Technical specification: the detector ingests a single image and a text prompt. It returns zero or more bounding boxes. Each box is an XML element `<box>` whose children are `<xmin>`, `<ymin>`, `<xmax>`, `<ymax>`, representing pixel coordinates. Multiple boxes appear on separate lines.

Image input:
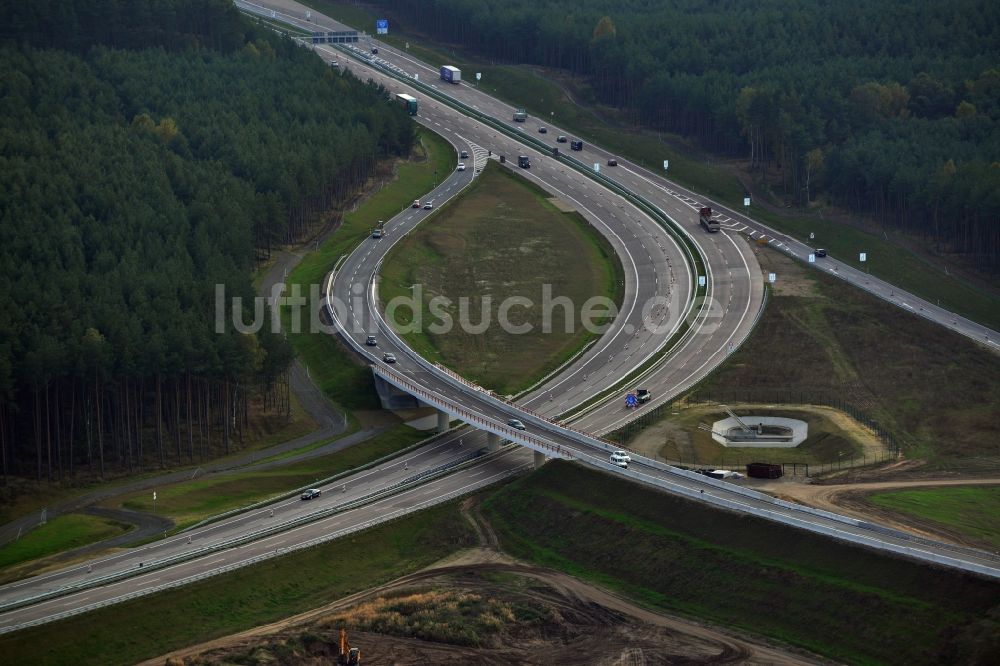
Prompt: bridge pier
<box><xmin>533</xmin><ymin>450</ymin><xmax>546</xmax><ymax>468</ymax></box>
<box><xmin>436</xmin><ymin>410</ymin><xmax>450</xmax><ymax>433</ymax></box>
<box><xmin>487</xmin><ymin>432</ymin><xmax>501</xmax><ymax>452</ymax></box>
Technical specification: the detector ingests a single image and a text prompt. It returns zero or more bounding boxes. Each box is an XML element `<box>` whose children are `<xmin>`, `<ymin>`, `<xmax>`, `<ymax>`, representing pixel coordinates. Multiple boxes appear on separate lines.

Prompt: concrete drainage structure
<box><xmin>711</xmin><ymin>408</ymin><xmax>807</xmax><ymax>448</ymax></box>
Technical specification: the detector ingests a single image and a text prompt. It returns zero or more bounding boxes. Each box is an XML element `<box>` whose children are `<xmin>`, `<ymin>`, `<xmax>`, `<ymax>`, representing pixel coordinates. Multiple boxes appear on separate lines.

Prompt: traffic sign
<box><xmin>860</xmin><ymin>252</ymin><xmax>867</xmax><ymax>262</ymax></box>
<box><xmin>768</xmin><ymin>273</ymin><xmax>776</xmax><ymax>283</ymax></box>
<box><xmin>698</xmin><ymin>275</ymin><xmax>706</xmax><ymax>287</ymax></box>
<box><xmin>476</xmin><ymin>72</ymin><xmax>482</xmax><ymax>81</ymax></box>
<box><xmin>663</xmin><ymin>159</ymin><xmax>669</xmax><ymax>171</ymax></box>
<box><xmin>594</xmin><ymin>163</ymin><xmax>600</xmax><ymax>173</ymax></box>
<box><xmin>809</xmin><ymin>232</ymin><xmax>815</xmax><ymax>240</ymax></box>
<box><xmin>376</xmin><ymin>19</ymin><xmax>389</xmax><ymax>34</ymax></box>
<box><xmin>743</xmin><ymin>196</ymin><xmax>751</xmax><ymax>207</ymax></box>
<box><xmin>808</xmin><ymin>253</ymin><xmax>816</xmax><ymax>263</ymax></box>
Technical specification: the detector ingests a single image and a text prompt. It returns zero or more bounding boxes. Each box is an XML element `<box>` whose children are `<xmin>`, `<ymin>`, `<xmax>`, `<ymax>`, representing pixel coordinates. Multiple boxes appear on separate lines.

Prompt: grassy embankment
<box><xmin>117</xmin><ymin>425</ymin><xmax>426</xmax><ymax>530</ymax></box>
<box><xmin>688</xmin><ymin>246</ymin><xmax>1000</xmax><ymax>467</ymax></box>
<box><xmin>0</xmin><ymin>501</ymin><xmax>476</xmax><ymax>666</ymax></box>
<box><xmin>305</xmin><ymin>0</ymin><xmax>1000</xmax><ymax>330</ymax></box>
<box><xmin>484</xmin><ymin>462</ymin><xmax>1000</xmax><ymax>664</ymax></box>
<box><xmin>378</xmin><ymin>162</ymin><xmax>624</xmax><ymax>395</ymax></box>
<box><xmin>284</xmin><ymin>128</ymin><xmax>455</xmax><ymax>413</ymax></box>
<box><xmin>626</xmin><ymin>405</ymin><xmax>882</xmax><ymax>469</ymax></box>
<box><xmin>868</xmin><ymin>486</ymin><xmax>1000</xmax><ymax>549</ymax></box>
<box><xmin>0</xmin><ymin>514</ymin><xmax>131</xmax><ymax>572</ymax></box>
<box><xmin>0</xmin><ymin>129</ymin><xmax>453</xmax><ymax>571</ymax></box>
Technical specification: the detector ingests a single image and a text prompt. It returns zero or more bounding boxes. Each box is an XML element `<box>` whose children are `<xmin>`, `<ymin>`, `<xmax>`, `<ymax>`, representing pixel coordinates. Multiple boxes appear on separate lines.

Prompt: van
<box><xmin>610</xmin><ymin>450</ymin><xmax>631</xmax><ymax>468</ymax></box>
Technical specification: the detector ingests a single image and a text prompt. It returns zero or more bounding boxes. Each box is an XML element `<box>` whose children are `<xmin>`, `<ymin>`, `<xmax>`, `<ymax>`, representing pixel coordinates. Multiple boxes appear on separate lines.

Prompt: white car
<box><xmin>610</xmin><ymin>450</ymin><xmax>631</xmax><ymax>468</ymax></box>
<box><xmin>457</xmin><ymin>163</ymin><xmax>466</xmax><ymax>171</ymax></box>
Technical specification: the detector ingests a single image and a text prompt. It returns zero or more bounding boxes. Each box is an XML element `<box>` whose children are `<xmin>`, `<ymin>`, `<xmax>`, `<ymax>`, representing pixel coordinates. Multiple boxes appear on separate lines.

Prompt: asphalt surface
<box><xmin>2</xmin><ymin>0</ymin><xmax>996</xmax><ymax>634</ymax></box>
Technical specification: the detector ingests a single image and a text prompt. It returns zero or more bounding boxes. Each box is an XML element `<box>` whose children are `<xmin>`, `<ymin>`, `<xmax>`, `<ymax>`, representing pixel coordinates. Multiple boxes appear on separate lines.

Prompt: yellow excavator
<box><xmin>337</xmin><ymin>628</ymin><xmax>361</xmax><ymax>665</ymax></box>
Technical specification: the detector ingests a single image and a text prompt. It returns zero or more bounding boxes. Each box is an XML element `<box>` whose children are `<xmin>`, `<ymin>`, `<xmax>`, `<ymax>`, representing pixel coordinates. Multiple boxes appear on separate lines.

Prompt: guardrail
<box><xmin>0</xmin><ymin>443</ymin><xmax>511</xmax><ymax>618</ymax></box>
<box><xmin>578</xmin><ymin>452</ymin><xmax>1000</xmax><ymax>579</ymax></box>
<box><xmin>0</xmin><ymin>460</ymin><xmax>532</xmax><ymax>635</ymax></box>
<box><xmin>182</xmin><ymin>426</ymin><xmax>466</xmax><ymax>532</ymax></box>
<box><xmin>253</xmin><ymin>3</ymin><xmax>1000</xmax><ymax>581</ymax></box>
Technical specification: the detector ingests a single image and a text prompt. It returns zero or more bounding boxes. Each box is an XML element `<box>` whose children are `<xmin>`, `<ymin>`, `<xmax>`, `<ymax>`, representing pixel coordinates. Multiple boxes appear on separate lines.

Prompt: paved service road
<box><xmin>1</xmin><ymin>0</ymin><xmax>995</xmax><ymax>634</ymax></box>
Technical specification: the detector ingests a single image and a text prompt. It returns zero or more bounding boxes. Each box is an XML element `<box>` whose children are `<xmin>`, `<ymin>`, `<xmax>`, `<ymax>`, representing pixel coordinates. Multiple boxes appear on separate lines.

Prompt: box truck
<box><xmin>440</xmin><ymin>65</ymin><xmax>461</xmax><ymax>84</ymax></box>
<box><xmin>395</xmin><ymin>93</ymin><xmax>418</xmax><ymax>115</ymax></box>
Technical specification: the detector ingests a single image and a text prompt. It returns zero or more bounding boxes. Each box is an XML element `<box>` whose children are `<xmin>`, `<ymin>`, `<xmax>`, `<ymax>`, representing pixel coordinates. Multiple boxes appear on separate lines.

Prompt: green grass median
<box><xmin>379</xmin><ymin>162</ymin><xmax>624</xmax><ymax>395</ymax></box>
<box><xmin>0</xmin><ymin>501</ymin><xmax>476</xmax><ymax>666</ymax></box>
<box><xmin>285</xmin><ymin>128</ymin><xmax>455</xmax><ymax>411</ymax></box>
<box><xmin>118</xmin><ymin>425</ymin><xmax>426</xmax><ymax>530</ymax></box>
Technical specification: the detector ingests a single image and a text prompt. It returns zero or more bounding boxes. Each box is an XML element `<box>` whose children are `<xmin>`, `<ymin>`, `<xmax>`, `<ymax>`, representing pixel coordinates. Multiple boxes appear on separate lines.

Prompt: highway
<box><xmin>1</xmin><ymin>0</ymin><xmax>996</xmax><ymax>635</ymax></box>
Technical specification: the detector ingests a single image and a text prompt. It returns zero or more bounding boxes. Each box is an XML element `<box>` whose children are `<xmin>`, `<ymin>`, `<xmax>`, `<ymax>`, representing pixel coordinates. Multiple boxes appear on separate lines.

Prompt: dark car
<box><xmin>383</xmin><ymin>352</ymin><xmax>397</xmax><ymax>364</ymax></box>
<box><xmin>607</xmin><ymin>158</ymin><xmax>618</xmax><ymax>166</ymax></box>
<box><xmin>636</xmin><ymin>388</ymin><xmax>651</xmax><ymax>404</ymax></box>
<box><xmin>365</xmin><ymin>335</ymin><xmax>377</xmax><ymax>346</ymax></box>
<box><xmin>301</xmin><ymin>488</ymin><xmax>321</xmax><ymax>500</ymax></box>
<box><xmin>556</xmin><ymin>135</ymin><xmax>567</xmax><ymax>143</ymax></box>
<box><xmin>571</xmin><ymin>139</ymin><xmax>583</xmax><ymax>151</ymax></box>
<box><xmin>814</xmin><ymin>248</ymin><xmax>827</xmax><ymax>257</ymax></box>
<box><xmin>371</xmin><ymin>47</ymin><xmax>378</xmax><ymax>54</ymax></box>
<box><xmin>507</xmin><ymin>418</ymin><xmax>526</xmax><ymax>431</ymax></box>
<box><xmin>460</xmin><ymin>150</ymin><xmax>469</xmax><ymax>159</ymax></box>
<box><xmin>538</xmin><ymin>126</ymin><xmax>548</xmax><ymax>134</ymax></box>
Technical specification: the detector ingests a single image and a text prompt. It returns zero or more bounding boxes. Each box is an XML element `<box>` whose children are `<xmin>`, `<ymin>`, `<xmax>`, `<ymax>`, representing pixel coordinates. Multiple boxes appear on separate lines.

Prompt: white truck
<box><xmin>440</xmin><ymin>65</ymin><xmax>461</xmax><ymax>84</ymax></box>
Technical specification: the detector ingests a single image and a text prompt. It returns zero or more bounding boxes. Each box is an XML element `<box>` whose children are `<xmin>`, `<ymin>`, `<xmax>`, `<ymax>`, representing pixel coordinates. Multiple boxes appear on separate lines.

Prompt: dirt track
<box><xmin>759</xmin><ymin>476</ymin><xmax>1000</xmax><ymax>549</ymax></box>
<box><xmin>145</xmin><ymin>499</ymin><xmax>818</xmax><ymax>665</ymax></box>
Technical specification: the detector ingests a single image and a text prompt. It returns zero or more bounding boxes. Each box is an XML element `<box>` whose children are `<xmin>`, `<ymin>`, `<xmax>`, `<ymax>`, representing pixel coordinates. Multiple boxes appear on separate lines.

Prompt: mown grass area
<box><xmin>0</xmin><ymin>501</ymin><xmax>476</xmax><ymax>666</ymax></box>
<box><xmin>304</xmin><ymin>0</ymin><xmax>1000</xmax><ymax>330</ymax></box>
<box><xmin>0</xmin><ymin>382</ymin><xmax>319</xmax><ymax>528</ymax></box>
<box><xmin>0</xmin><ymin>514</ymin><xmax>131</xmax><ymax>571</ymax></box>
<box><xmin>484</xmin><ymin>461</ymin><xmax>1000</xmax><ymax>664</ymax></box>
<box><xmin>284</xmin><ymin>128</ymin><xmax>454</xmax><ymax>411</ymax></box>
<box><xmin>868</xmin><ymin>486</ymin><xmax>1000</xmax><ymax>550</ymax></box>
<box><xmin>690</xmin><ymin>247</ymin><xmax>1000</xmax><ymax>466</ymax></box>
<box><xmin>118</xmin><ymin>425</ymin><xmax>425</xmax><ymax>529</ymax></box>
<box><xmin>627</xmin><ymin>405</ymin><xmax>875</xmax><ymax>469</ymax></box>
<box><xmin>379</xmin><ymin>162</ymin><xmax>624</xmax><ymax>395</ymax></box>
<box><xmin>748</xmin><ymin>204</ymin><xmax>1000</xmax><ymax>331</ymax></box>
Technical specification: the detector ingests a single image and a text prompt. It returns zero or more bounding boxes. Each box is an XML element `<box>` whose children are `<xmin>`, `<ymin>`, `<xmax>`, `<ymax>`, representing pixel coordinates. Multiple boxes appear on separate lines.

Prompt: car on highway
<box><xmin>538</xmin><ymin>126</ymin><xmax>548</xmax><ymax>134</ymax></box>
<box><xmin>556</xmin><ymin>135</ymin><xmax>567</xmax><ymax>143</ymax></box>
<box><xmin>457</xmin><ymin>163</ymin><xmax>466</xmax><ymax>171</ymax></box>
<box><xmin>571</xmin><ymin>139</ymin><xmax>583</xmax><ymax>151</ymax></box>
<box><xmin>371</xmin><ymin>229</ymin><xmax>383</xmax><ymax>239</ymax></box>
<box><xmin>607</xmin><ymin>158</ymin><xmax>618</xmax><ymax>166</ymax></box>
<box><xmin>506</xmin><ymin>418</ymin><xmax>526</xmax><ymax>430</ymax></box>
<box><xmin>814</xmin><ymin>248</ymin><xmax>827</xmax><ymax>257</ymax></box>
<box><xmin>423</xmin><ymin>201</ymin><xmax>434</xmax><ymax>209</ymax></box>
<box><xmin>365</xmin><ymin>335</ymin><xmax>377</xmax><ymax>346</ymax></box>
<box><xmin>371</xmin><ymin>46</ymin><xmax>378</xmax><ymax>54</ymax></box>
<box><xmin>460</xmin><ymin>150</ymin><xmax>469</xmax><ymax>159</ymax></box>
<box><xmin>636</xmin><ymin>388</ymin><xmax>650</xmax><ymax>404</ymax></box>
<box><xmin>383</xmin><ymin>352</ymin><xmax>397</xmax><ymax>363</ymax></box>
<box><xmin>610</xmin><ymin>450</ymin><xmax>631</xmax><ymax>468</ymax></box>
<box><xmin>412</xmin><ymin>199</ymin><xmax>420</xmax><ymax>208</ymax></box>
<box><xmin>301</xmin><ymin>488</ymin><xmax>322</xmax><ymax>500</ymax></box>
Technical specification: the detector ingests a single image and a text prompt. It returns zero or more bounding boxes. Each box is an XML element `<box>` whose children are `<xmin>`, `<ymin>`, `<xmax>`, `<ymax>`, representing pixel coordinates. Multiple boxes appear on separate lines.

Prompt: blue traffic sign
<box><xmin>376</xmin><ymin>19</ymin><xmax>389</xmax><ymax>34</ymax></box>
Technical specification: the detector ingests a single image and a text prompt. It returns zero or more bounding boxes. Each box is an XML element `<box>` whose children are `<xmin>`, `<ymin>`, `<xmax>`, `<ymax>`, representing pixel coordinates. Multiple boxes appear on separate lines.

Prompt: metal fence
<box><xmin>607</xmin><ymin>387</ymin><xmax>901</xmax><ymax>474</ymax></box>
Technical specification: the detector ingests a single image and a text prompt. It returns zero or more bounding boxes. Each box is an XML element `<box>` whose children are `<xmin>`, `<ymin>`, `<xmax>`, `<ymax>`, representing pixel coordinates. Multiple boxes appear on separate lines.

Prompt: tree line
<box><xmin>369</xmin><ymin>0</ymin><xmax>1000</xmax><ymax>271</ymax></box>
<box><xmin>0</xmin><ymin>0</ymin><xmax>415</xmax><ymax>482</ymax></box>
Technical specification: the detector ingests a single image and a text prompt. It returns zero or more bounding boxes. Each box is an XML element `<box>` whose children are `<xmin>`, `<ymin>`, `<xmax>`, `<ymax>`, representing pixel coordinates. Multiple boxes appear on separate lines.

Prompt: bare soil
<box><xmin>758</xmin><ymin>476</ymin><xmax>1000</xmax><ymax>551</ymax></box>
<box><xmin>146</xmin><ymin>499</ymin><xmax>818</xmax><ymax>666</ymax></box>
